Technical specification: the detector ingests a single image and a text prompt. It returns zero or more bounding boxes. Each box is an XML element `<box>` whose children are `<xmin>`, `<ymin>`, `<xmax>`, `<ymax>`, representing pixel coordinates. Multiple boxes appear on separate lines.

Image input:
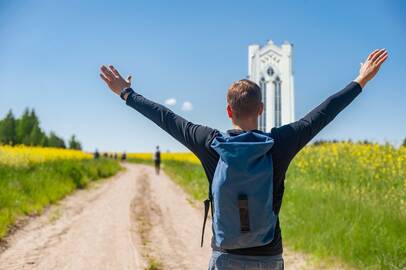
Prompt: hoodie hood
<box><xmin>210</xmin><ymin>131</ymin><xmax>274</xmax><ymax>165</ymax></box>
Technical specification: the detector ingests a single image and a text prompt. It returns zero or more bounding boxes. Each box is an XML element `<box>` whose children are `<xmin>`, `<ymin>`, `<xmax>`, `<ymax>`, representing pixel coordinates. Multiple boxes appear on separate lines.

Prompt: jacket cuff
<box><xmin>124</xmin><ymin>88</ymin><xmax>136</xmax><ymax>104</ymax></box>
<box><xmin>351</xmin><ymin>81</ymin><xmax>363</xmax><ymax>92</ymax></box>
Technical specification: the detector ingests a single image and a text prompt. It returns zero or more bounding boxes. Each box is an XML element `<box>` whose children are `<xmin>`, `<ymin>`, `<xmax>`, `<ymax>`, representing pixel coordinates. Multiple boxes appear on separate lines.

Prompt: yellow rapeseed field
<box><xmin>129</xmin><ymin>143</ymin><xmax>406</xmax><ymax>208</ymax></box>
<box><xmin>128</xmin><ymin>152</ymin><xmax>200</xmax><ymax>164</ymax></box>
<box><xmin>0</xmin><ymin>145</ymin><xmax>92</xmax><ymax>166</ymax></box>
<box><xmin>291</xmin><ymin>142</ymin><xmax>406</xmax><ymax>208</ymax></box>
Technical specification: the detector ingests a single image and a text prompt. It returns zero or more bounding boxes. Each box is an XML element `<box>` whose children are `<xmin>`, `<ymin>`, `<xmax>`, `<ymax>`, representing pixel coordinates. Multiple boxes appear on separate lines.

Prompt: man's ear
<box><xmin>258</xmin><ymin>102</ymin><xmax>264</xmax><ymax>116</ymax></box>
<box><xmin>226</xmin><ymin>104</ymin><xmax>233</xmax><ymax>118</ymax></box>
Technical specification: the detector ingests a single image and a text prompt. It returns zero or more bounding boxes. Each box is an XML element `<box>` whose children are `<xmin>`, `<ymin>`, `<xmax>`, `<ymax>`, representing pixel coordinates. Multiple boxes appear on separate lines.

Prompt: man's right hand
<box><xmin>100</xmin><ymin>65</ymin><xmax>132</xmax><ymax>97</ymax></box>
<box><xmin>354</xmin><ymin>49</ymin><xmax>388</xmax><ymax>88</ymax></box>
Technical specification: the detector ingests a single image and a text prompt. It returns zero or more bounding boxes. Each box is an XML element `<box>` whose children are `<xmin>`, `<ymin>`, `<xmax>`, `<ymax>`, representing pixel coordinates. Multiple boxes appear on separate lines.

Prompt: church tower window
<box><xmin>274</xmin><ymin>77</ymin><xmax>282</xmax><ymax>127</ymax></box>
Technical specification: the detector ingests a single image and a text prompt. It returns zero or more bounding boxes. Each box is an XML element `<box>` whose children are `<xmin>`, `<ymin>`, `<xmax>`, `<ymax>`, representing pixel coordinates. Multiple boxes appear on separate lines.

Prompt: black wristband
<box><xmin>120</xmin><ymin>87</ymin><xmax>134</xmax><ymax>100</ymax></box>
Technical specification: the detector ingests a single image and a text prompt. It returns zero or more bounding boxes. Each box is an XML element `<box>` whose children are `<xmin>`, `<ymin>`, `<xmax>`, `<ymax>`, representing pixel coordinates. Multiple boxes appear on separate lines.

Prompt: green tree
<box><xmin>16</xmin><ymin>108</ymin><xmax>47</xmax><ymax>146</ymax></box>
<box><xmin>41</xmin><ymin>135</ymin><xmax>49</xmax><ymax>147</ymax></box>
<box><xmin>68</xmin><ymin>135</ymin><xmax>82</xmax><ymax>150</ymax></box>
<box><xmin>402</xmin><ymin>137</ymin><xmax>406</xmax><ymax>147</ymax></box>
<box><xmin>0</xmin><ymin>110</ymin><xmax>17</xmax><ymax>145</ymax></box>
<box><xmin>29</xmin><ymin>125</ymin><xmax>45</xmax><ymax>146</ymax></box>
<box><xmin>1</xmin><ymin>107</ymin><xmax>73</xmax><ymax>149</ymax></box>
<box><xmin>16</xmin><ymin>108</ymin><xmax>34</xmax><ymax>144</ymax></box>
<box><xmin>47</xmin><ymin>131</ymin><xmax>66</xmax><ymax>148</ymax></box>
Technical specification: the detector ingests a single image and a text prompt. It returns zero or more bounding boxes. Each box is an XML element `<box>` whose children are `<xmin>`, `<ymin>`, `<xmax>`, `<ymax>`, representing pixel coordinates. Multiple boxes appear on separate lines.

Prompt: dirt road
<box><xmin>0</xmin><ymin>164</ymin><xmax>143</xmax><ymax>270</ymax></box>
<box><xmin>0</xmin><ymin>163</ymin><xmax>334</xmax><ymax>270</ymax></box>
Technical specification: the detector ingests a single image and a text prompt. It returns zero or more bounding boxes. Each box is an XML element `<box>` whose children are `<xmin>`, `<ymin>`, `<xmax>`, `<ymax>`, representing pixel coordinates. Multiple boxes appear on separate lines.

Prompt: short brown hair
<box><xmin>227</xmin><ymin>79</ymin><xmax>261</xmax><ymax>119</ymax></box>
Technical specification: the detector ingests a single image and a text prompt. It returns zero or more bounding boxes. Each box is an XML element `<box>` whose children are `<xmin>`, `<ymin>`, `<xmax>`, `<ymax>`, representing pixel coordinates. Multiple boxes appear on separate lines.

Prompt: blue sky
<box><xmin>0</xmin><ymin>0</ymin><xmax>405</xmax><ymax>152</ymax></box>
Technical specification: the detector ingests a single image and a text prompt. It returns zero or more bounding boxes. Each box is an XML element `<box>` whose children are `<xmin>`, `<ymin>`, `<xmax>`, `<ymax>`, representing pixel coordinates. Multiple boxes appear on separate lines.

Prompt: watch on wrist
<box><xmin>120</xmin><ymin>87</ymin><xmax>134</xmax><ymax>100</ymax></box>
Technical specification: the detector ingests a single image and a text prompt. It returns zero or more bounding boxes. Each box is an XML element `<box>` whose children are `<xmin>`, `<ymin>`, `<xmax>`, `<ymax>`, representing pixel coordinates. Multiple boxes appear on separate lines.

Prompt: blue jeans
<box><xmin>208</xmin><ymin>251</ymin><xmax>284</xmax><ymax>270</ymax></box>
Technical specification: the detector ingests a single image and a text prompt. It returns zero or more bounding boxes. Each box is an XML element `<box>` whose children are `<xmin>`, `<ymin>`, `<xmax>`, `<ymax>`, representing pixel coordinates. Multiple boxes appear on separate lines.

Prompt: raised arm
<box><xmin>274</xmin><ymin>49</ymin><xmax>388</xmax><ymax>159</ymax></box>
<box><xmin>99</xmin><ymin>65</ymin><xmax>216</xmax><ymax>156</ymax></box>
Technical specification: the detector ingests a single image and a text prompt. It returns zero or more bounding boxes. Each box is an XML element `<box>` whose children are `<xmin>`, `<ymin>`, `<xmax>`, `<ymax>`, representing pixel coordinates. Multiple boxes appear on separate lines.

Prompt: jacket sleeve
<box><xmin>273</xmin><ymin>81</ymin><xmax>362</xmax><ymax>160</ymax></box>
<box><xmin>125</xmin><ymin>89</ymin><xmax>215</xmax><ymax>157</ymax></box>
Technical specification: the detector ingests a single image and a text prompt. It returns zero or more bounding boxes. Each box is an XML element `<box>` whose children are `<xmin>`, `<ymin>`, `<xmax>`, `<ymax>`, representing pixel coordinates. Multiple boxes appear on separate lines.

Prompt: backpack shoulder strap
<box><xmin>200</xmin><ymin>198</ymin><xmax>211</xmax><ymax>247</ymax></box>
<box><xmin>201</xmin><ymin>166</ymin><xmax>216</xmax><ymax>247</ymax></box>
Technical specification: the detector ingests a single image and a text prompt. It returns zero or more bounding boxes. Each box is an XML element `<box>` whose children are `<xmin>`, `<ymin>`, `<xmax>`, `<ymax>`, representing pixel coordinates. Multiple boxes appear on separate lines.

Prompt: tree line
<box><xmin>313</xmin><ymin>138</ymin><xmax>406</xmax><ymax>148</ymax></box>
<box><xmin>0</xmin><ymin>108</ymin><xmax>82</xmax><ymax>150</ymax></box>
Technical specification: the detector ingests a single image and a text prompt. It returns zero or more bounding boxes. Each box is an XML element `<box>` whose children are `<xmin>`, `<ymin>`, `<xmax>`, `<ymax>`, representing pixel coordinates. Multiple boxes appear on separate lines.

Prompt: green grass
<box><xmin>128</xmin><ymin>145</ymin><xmax>405</xmax><ymax>270</ymax></box>
<box><xmin>281</xmin><ymin>178</ymin><xmax>405</xmax><ymax>269</ymax></box>
<box><xmin>144</xmin><ymin>257</ymin><xmax>163</xmax><ymax>270</ymax></box>
<box><xmin>127</xmin><ymin>157</ymin><xmax>154</xmax><ymax>166</ymax></box>
<box><xmin>0</xmin><ymin>158</ymin><xmax>121</xmax><ymax>239</ymax></box>
<box><xmin>283</xmin><ymin>147</ymin><xmax>406</xmax><ymax>270</ymax></box>
<box><xmin>161</xmin><ymin>160</ymin><xmax>209</xmax><ymax>201</ymax></box>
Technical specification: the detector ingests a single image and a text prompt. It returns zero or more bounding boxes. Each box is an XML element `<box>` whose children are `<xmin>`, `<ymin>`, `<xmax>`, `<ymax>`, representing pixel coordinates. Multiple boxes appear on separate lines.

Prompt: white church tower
<box><xmin>248</xmin><ymin>40</ymin><xmax>295</xmax><ymax>131</ymax></box>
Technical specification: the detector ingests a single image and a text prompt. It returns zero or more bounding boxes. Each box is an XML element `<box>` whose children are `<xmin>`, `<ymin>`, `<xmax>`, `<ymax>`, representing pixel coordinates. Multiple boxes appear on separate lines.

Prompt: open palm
<box><xmin>100</xmin><ymin>65</ymin><xmax>132</xmax><ymax>95</ymax></box>
<box><xmin>356</xmin><ymin>49</ymin><xmax>388</xmax><ymax>88</ymax></box>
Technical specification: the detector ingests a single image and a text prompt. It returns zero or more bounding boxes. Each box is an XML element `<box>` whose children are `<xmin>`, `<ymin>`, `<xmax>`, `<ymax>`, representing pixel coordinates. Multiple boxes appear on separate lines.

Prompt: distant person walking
<box><xmin>153</xmin><ymin>146</ymin><xmax>161</xmax><ymax>175</ymax></box>
<box><xmin>94</xmin><ymin>149</ymin><xmax>100</xmax><ymax>160</ymax></box>
<box><xmin>121</xmin><ymin>151</ymin><xmax>127</xmax><ymax>161</ymax></box>
<box><xmin>100</xmin><ymin>49</ymin><xmax>388</xmax><ymax>270</ymax></box>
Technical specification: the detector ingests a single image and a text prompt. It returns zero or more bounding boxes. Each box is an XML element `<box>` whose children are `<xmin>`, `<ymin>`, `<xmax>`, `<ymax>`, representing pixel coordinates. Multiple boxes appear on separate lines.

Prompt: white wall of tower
<box><xmin>248</xmin><ymin>40</ymin><xmax>295</xmax><ymax>132</ymax></box>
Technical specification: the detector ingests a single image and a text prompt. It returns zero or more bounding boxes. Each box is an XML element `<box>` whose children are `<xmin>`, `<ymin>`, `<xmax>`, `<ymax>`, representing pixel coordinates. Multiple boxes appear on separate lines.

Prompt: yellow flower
<box><xmin>128</xmin><ymin>152</ymin><xmax>201</xmax><ymax>164</ymax></box>
<box><xmin>0</xmin><ymin>145</ymin><xmax>91</xmax><ymax>166</ymax></box>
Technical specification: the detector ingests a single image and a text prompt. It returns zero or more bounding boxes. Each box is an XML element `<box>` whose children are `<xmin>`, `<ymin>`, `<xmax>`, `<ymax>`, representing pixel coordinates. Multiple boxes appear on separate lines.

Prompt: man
<box><xmin>100</xmin><ymin>49</ymin><xmax>388</xmax><ymax>269</ymax></box>
<box><xmin>154</xmin><ymin>145</ymin><xmax>161</xmax><ymax>175</ymax></box>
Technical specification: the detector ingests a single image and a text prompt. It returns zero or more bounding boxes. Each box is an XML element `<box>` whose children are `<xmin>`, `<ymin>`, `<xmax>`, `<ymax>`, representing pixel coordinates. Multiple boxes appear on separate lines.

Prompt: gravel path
<box><xmin>0</xmin><ymin>164</ymin><xmax>142</xmax><ymax>270</ymax></box>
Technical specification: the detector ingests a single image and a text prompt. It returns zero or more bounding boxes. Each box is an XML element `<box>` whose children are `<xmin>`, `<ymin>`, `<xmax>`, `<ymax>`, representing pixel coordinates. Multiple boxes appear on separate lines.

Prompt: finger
<box><xmin>100</xmin><ymin>65</ymin><xmax>114</xmax><ymax>80</ymax></box>
<box><xmin>374</xmin><ymin>51</ymin><xmax>388</xmax><ymax>64</ymax></box>
<box><xmin>109</xmin><ymin>65</ymin><xmax>122</xmax><ymax>78</ymax></box>
<box><xmin>371</xmin><ymin>49</ymin><xmax>386</xmax><ymax>63</ymax></box>
<box><xmin>367</xmin><ymin>49</ymin><xmax>380</xmax><ymax>60</ymax></box>
<box><xmin>100</xmin><ymin>73</ymin><xmax>111</xmax><ymax>84</ymax></box>
<box><xmin>368</xmin><ymin>49</ymin><xmax>383</xmax><ymax>61</ymax></box>
<box><xmin>375</xmin><ymin>53</ymin><xmax>388</xmax><ymax>66</ymax></box>
<box><xmin>127</xmin><ymin>75</ymin><xmax>132</xmax><ymax>83</ymax></box>
<box><xmin>100</xmin><ymin>65</ymin><xmax>115</xmax><ymax>80</ymax></box>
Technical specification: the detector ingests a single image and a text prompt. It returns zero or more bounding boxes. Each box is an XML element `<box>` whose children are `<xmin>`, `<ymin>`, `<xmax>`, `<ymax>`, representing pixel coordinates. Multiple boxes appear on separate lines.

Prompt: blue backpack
<box><xmin>201</xmin><ymin>130</ymin><xmax>277</xmax><ymax>249</ymax></box>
